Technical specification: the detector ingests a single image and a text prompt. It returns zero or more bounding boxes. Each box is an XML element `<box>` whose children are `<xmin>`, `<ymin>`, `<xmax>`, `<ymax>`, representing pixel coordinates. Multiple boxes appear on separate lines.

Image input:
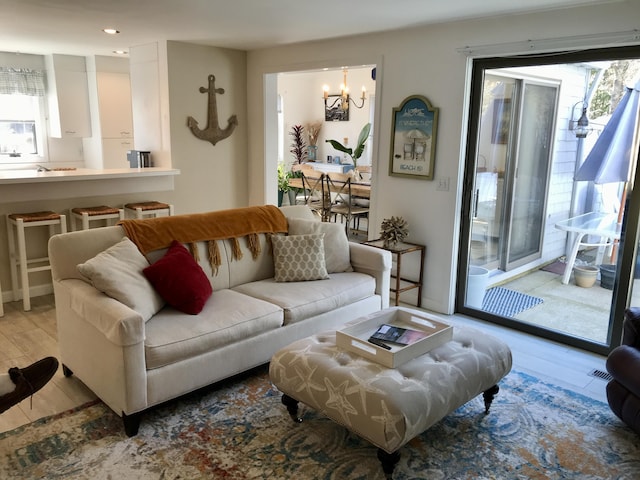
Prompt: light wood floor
<box><xmin>0</xmin><ymin>295</ymin><xmax>97</xmax><ymax>434</ymax></box>
<box><xmin>0</xmin><ymin>294</ymin><xmax>609</xmax><ymax>435</ymax></box>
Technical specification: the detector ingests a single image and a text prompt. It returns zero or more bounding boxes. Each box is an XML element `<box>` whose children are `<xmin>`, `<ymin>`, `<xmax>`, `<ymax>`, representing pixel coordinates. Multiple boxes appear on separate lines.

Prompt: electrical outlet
<box><xmin>436</xmin><ymin>177</ymin><xmax>450</xmax><ymax>191</ymax></box>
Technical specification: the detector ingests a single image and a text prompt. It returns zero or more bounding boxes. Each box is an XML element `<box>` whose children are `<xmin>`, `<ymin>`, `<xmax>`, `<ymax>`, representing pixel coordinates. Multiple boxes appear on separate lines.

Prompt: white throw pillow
<box><xmin>287</xmin><ymin>218</ymin><xmax>353</xmax><ymax>273</ymax></box>
<box><xmin>272</xmin><ymin>233</ymin><xmax>329</xmax><ymax>282</ymax></box>
<box><xmin>77</xmin><ymin>237</ymin><xmax>164</xmax><ymax>321</ymax></box>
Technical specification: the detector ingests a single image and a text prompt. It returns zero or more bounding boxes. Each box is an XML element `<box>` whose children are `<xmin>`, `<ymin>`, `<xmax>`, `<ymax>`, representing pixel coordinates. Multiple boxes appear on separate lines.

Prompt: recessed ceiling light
<box><xmin>103</xmin><ymin>28</ymin><xmax>120</xmax><ymax>35</ymax></box>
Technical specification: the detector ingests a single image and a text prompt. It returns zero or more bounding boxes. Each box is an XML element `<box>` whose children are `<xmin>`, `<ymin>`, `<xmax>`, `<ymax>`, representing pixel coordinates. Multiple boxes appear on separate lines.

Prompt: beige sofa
<box><xmin>48</xmin><ymin>205</ymin><xmax>391</xmax><ymax>435</ymax></box>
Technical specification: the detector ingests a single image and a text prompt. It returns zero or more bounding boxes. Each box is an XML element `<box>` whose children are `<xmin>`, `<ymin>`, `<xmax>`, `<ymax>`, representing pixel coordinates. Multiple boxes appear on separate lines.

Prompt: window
<box><xmin>0</xmin><ymin>95</ymin><xmax>40</xmax><ymax>156</ymax></box>
<box><xmin>0</xmin><ymin>67</ymin><xmax>47</xmax><ymax>163</ymax></box>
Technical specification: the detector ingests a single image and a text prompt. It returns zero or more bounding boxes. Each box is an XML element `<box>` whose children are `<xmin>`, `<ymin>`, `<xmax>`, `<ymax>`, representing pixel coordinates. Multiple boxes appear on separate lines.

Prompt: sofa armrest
<box><xmin>56</xmin><ymin>278</ymin><xmax>146</xmax><ymax>346</ymax></box>
<box><xmin>607</xmin><ymin>344</ymin><xmax>640</xmax><ymax>399</ymax></box>
<box><xmin>623</xmin><ymin>308</ymin><xmax>640</xmax><ymax>347</ymax></box>
<box><xmin>349</xmin><ymin>242</ymin><xmax>392</xmax><ymax>309</ymax></box>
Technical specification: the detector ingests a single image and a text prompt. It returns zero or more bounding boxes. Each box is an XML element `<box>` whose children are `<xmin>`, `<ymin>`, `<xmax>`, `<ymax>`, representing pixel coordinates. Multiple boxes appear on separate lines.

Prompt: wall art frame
<box><xmin>389</xmin><ymin>95</ymin><xmax>438</xmax><ymax>180</ymax></box>
<box><xmin>324</xmin><ymin>94</ymin><xmax>350</xmax><ymax>122</ymax></box>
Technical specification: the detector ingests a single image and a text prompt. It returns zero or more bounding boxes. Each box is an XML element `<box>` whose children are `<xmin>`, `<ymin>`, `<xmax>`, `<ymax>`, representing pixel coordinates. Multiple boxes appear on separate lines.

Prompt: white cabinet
<box><xmin>96</xmin><ymin>72</ymin><xmax>133</xmax><ymax>138</ymax></box>
<box><xmin>45</xmin><ymin>54</ymin><xmax>92</xmax><ymax>138</ymax></box>
<box><xmin>102</xmin><ymin>138</ymin><xmax>134</xmax><ymax>169</ymax></box>
<box><xmin>83</xmin><ymin>56</ymin><xmax>134</xmax><ymax>169</ymax></box>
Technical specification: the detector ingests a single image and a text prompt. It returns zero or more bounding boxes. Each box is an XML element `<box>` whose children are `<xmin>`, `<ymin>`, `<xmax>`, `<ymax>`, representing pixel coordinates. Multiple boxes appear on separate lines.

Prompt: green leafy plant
<box><xmin>325</xmin><ymin>123</ymin><xmax>371</xmax><ymax>168</ymax></box>
<box><xmin>277</xmin><ymin>163</ymin><xmax>291</xmax><ymax>192</ymax></box>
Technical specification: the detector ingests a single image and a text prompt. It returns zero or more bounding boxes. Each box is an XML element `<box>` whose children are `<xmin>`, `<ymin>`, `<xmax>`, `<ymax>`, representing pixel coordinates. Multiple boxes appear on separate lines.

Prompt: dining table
<box><xmin>288</xmin><ymin>176</ymin><xmax>371</xmax><ymax>199</ymax></box>
<box><xmin>554</xmin><ymin>211</ymin><xmax>622</xmax><ymax>285</ymax></box>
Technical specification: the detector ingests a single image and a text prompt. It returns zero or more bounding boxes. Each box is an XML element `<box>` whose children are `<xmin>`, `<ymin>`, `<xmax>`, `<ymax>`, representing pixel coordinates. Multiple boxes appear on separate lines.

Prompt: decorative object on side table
<box><xmin>380</xmin><ymin>216</ymin><xmax>409</xmax><ymax>247</ymax></box>
<box><xmin>326</xmin><ymin>122</ymin><xmax>371</xmax><ymax>180</ymax></box>
<box><xmin>389</xmin><ymin>95</ymin><xmax>438</xmax><ymax>180</ymax></box>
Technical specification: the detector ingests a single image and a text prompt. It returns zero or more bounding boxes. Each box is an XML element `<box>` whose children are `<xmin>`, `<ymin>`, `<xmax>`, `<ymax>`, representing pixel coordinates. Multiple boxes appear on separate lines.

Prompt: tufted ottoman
<box><xmin>269</xmin><ymin>310</ymin><xmax>512</xmax><ymax>479</ymax></box>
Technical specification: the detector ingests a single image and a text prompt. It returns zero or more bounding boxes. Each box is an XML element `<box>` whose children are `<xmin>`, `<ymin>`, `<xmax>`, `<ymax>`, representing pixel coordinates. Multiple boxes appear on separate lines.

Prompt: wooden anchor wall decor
<box><xmin>187</xmin><ymin>74</ymin><xmax>238</xmax><ymax>146</ymax></box>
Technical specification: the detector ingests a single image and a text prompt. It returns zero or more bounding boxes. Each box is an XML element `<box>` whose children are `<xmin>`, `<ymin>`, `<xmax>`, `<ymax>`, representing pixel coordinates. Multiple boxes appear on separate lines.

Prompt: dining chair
<box><xmin>301</xmin><ymin>170</ymin><xmax>330</xmax><ymax>221</ymax></box>
<box><xmin>326</xmin><ymin>172</ymin><xmax>370</xmax><ymax>237</ymax></box>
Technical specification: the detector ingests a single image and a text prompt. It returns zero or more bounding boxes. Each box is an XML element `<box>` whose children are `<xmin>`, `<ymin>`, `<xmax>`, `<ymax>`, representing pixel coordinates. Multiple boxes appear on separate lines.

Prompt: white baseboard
<box><xmin>1</xmin><ymin>283</ymin><xmax>54</xmax><ymax>304</ymax></box>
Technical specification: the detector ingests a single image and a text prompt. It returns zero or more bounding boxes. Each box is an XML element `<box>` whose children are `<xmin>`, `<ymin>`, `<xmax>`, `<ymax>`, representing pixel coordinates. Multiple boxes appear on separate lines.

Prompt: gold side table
<box><xmin>363</xmin><ymin>239</ymin><xmax>426</xmax><ymax>307</ymax></box>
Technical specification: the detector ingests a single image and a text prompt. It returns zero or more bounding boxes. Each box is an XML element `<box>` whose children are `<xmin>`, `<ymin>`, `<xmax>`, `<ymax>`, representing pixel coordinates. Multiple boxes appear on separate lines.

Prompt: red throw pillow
<box><xmin>143</xmin><ymin>240</ymin><xmax>212</xmax><ymax>314</ymax></box>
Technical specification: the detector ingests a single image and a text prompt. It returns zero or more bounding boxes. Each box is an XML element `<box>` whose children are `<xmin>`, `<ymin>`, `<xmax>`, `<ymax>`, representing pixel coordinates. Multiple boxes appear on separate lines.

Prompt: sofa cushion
<box><xmin>143</xmin><ymin>240</ymin><xmax>212</xmax><ymax>314</ymax></box>
<box><xmin>144</xmin><ymin>289</ymin><xmax>284</xmax><ymax>369</ymax></box>
<box><xmin>76</xmin><ymin>237</ymin><xmax>164</xmax><ymax>321</ymax></box>
<box><xmin>272</xmin><ymin>233</ymin><xmax>329</xmax><ymax>282</ymax></box>
<box><xmin>232</xmin><ymin>272</ymin><xmax>375</xmax><ymax>325</ymax></box>
<box><xmin>287</xmin><ymin>218</ymin><xmax>353</xmax><ymax>273</ymax></box>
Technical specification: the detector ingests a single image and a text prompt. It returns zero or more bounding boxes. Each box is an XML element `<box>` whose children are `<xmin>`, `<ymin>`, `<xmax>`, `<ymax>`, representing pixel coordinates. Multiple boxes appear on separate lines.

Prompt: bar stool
<box><xmin>70</xmin><ymin>205</ymin><xmax>124</xmax><ymax>231</ymax></box>
<box><xmin>6</xmin><ymin>211</ymin><xmax>67</xmax><ymax>311</ymax></box>
<box><xmin>124</xmin><ymin>201</ymin><xmax>174</xmax><ymax>219</ymax></box>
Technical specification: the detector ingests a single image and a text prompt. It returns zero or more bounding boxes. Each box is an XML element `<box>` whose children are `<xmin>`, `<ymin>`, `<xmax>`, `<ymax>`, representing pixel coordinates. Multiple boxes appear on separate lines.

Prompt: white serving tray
<box><xmin>336</xmin><ymin>307</ymin><xmax>453</xmax><ymax>368</ymax></box>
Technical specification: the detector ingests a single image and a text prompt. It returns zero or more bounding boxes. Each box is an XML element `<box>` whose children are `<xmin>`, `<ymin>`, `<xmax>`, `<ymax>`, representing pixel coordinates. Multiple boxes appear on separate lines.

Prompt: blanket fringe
<box><xmin>188</xmin><ymin>243</ymin><xmax>200</xmax><ymax>262</ymax></box>
<box><xmin>208</xmin><ymin>240</ymin><xmax>221</xmax><ymax>275</ymax></box>
<box><xmin>231</xmin><ymin>238</ymin><xmax>243</xmax><ymax>261</ymax></box>
<box><xmin>247</xmin><ymin>233</ymin><xmax>261</xmax><ymax>260</ymax></box>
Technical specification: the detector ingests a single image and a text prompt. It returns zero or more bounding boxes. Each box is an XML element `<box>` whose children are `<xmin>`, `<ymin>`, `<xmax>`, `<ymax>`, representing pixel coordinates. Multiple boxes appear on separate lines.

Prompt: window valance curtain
<box><xmin>0</xmin><ymin>67</ymin><xmax>46</xmax><ymax>96</ymax></box>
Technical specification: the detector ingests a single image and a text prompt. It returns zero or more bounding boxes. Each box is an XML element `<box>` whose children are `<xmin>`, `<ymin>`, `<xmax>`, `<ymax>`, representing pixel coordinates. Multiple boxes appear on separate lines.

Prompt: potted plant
<box><xmin>277</xmin><ymin>163</ymin><xmax>291</xmax><ymax>207</ymax></box>
<box><xmin>306</xmin><ymin>121</ymin><xmax>322</xmax><ymax>161</ymax></box>
<box><xmin>289</xmin><ymin>125</ymin><xmax>306</xmax><ymax>164</ymax></box>
<box><xmin>326</xmin><ymin>122</ymin><xmax>371</xmax><ymax>179</ymax></box>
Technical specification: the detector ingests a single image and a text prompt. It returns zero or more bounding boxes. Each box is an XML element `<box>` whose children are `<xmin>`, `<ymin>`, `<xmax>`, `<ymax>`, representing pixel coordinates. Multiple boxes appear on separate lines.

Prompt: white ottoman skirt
<box><xmin>269</xmin><ymin>323</ymin><xmax>512</xmax><ymax>479</ymax></box>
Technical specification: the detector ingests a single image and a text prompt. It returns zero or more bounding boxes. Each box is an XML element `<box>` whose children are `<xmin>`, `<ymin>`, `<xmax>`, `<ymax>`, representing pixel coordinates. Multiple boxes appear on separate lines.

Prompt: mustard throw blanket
<box><xmin>119</xmin><ymin>205</ymin><xmax>288</xmax><ymax>274</ymax></box>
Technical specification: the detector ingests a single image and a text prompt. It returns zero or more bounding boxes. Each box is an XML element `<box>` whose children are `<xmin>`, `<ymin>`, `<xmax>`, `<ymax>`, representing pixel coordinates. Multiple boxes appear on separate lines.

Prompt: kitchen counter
<box><xmin>0</xmin><ymin>167</ymin><xmax>180</xmax><ymax>203</ymax></box>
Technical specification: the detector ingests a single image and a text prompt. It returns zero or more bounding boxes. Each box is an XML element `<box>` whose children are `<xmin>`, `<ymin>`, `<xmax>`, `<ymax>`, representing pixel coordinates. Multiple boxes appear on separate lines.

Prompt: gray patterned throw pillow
<box><xmin>272</xmin><ymin>233</ymin><xmax>329</xmax><ymax>282</ymax></box>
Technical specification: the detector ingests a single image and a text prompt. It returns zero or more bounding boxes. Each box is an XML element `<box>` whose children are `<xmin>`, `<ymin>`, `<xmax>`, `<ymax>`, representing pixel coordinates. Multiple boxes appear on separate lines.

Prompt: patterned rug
<box><xmin>482</xmin><ymin>287</ymin><xmax>544</xmax><ymax>317</ymax></box>
<box><xmin>1</xmin><ymin>367</ymin><xmax>638</xmax><ymax>479</ymax></box>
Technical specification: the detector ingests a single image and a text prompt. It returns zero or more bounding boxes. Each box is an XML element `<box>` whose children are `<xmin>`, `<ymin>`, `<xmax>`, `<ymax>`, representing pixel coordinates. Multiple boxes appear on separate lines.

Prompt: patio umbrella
<box><xmin>575</xmin><ymin>79</ymin><xmax>640</xmax><ymax>187</ymax></box>
<box><xmin>574</xmin><ymin>79</ymin><xmax>640</xmax><ymax>260</ymax></box>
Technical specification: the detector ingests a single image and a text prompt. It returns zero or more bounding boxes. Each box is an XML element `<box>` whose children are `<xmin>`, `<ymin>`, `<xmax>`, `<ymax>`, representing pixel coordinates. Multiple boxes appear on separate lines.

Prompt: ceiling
<box><xmin>0</xmin><ymin>0</ymin><xmax>608</xmax><ymax>58</ymax></box>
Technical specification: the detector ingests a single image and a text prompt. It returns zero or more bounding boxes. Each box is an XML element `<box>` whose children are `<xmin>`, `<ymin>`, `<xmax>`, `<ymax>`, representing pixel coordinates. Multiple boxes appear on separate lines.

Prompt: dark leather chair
<box><xmin>606</xmin><ymin>307</ymin><xmax>640</xmax><ymax>433</ymax></box>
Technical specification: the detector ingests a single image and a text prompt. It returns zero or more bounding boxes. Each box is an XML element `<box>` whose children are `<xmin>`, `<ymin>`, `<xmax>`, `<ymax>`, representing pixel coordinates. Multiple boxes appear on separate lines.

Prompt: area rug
<box><xmin>482</xmin><ymin>286</ymin><xmax>544</xmax><ymax>317</ymax></box>
<box><xmin>1</xmin><ymin>367</ymin><xmax>638</xmax><ymax>479</ymax></box>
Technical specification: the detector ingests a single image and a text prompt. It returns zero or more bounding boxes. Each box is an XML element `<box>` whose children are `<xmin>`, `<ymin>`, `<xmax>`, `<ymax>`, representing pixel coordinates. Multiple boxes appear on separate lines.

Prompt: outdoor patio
<box><xmin>494</xmin><ymin>254</ymin><xmax>640</xmax><ymax>345</ymax></box>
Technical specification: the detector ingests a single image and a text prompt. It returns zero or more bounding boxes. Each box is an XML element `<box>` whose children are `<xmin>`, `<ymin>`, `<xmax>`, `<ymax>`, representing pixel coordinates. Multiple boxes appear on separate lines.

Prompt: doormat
<box><xmin>540</xmin><ymin>260</ymin><xmax>566</xmax><ymax>275</ymax></box>
<box><xmin>482</xmin><ymin>286</ymin><xmax>543</xmax><ymax>317</ymax></box>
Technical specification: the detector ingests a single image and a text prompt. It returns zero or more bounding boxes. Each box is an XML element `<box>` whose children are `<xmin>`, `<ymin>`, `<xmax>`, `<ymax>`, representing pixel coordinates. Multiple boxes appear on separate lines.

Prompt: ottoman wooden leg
<box><xmin>483</xmin><ymin>384</ymin><xmax>500</xmax><ymax>414</ymax></box>
<box><xmin>281</xmin><ymin>394</ymin><xmax>303</xmax><ymax>423</ymax></box>
<box><xmin>377</xmin><ymin>449</ymin><xmax>401</xmax><ymax>479</ymax></box>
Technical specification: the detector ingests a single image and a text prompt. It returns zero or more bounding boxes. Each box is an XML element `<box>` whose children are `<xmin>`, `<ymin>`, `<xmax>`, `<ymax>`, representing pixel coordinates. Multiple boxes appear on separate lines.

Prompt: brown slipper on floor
<box><xmin>0</xmin><ymin>356</ymin><xmax>59</xmax><ymax>413</ymax></box>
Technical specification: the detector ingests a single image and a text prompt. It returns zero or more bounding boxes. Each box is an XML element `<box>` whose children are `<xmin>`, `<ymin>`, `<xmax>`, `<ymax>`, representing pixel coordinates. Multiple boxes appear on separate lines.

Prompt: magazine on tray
<box><xmin>369</xmin><ymin>323</ymin><xmax>429</xmax><ymax>346</ymax></box>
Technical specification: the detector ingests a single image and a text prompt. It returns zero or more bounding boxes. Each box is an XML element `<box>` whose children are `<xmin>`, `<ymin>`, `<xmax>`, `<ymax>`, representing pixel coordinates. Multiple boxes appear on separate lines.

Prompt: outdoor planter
<box><xmin>574</xmin><ymin>265</ymin><xmax>598</xmax><ymax>288</ymax></box>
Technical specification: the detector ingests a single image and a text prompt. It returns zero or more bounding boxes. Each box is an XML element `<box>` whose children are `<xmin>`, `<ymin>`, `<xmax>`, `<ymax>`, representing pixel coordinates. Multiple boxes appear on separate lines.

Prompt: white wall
<box><xmin>164</xmin><ymin>41</ymin><xmax>248</xmax><ymax>214</ymax></box>
<box><xmin>246</xmin><ymin>1</ymin><xmax>640</xmax><ymax>314</ymax></box>
<box><xmin>129</xmin><ymin>40</ymin><xmax>248</xmax><ymax>215</ymax></box>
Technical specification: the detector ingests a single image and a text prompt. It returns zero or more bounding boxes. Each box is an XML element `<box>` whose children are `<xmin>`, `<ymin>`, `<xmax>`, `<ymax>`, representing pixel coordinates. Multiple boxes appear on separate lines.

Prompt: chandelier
<box><xmin>323</xmin><ymin>68</ymin><xmax>366</xmax><ymax>111</ymax></box>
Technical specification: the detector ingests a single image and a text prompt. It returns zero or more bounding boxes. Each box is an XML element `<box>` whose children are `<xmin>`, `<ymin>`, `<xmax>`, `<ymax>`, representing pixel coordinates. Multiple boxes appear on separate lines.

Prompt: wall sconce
<box><xmin>569</xmin><ymin>101</ymin><xmax>590</xmax><ymax>138</ymax></box>
<box><xmin>322</xmin><ymin>68</ymin><xmax>366</xmax><ymax>111</ymax></box>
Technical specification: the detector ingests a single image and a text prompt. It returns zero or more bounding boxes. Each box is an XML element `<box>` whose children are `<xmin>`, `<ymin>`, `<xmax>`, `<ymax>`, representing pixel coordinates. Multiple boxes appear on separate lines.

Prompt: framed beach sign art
<box><xmin>389</xmin><ymin>95</ymin><xmax>439</xmax><ymax>180</ymax></box>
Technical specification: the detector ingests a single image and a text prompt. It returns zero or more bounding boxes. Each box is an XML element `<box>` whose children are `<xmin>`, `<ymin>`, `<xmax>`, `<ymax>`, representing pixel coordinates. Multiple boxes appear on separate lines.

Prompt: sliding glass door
<box><xmin>459</xmin><ymin>47</ymin><xmax>640</xmax><ymax>355</ymax></box>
